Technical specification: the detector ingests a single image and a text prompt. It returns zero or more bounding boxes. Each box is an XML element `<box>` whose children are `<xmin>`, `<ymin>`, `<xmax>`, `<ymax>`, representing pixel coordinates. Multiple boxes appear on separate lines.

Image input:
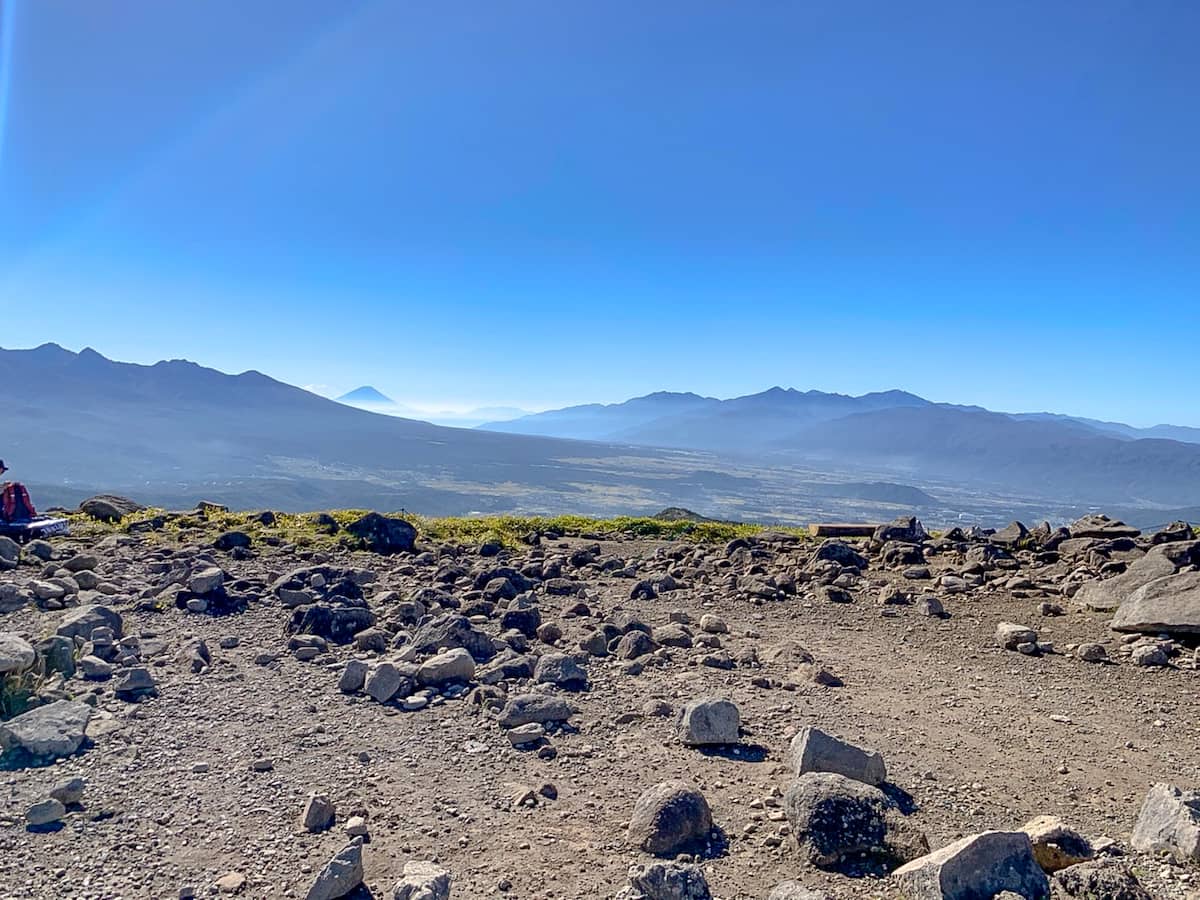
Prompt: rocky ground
<box><xmin>1</xmin><ymin>507</ymin><xmax>1199</xmax><ymax>900</ymax></box>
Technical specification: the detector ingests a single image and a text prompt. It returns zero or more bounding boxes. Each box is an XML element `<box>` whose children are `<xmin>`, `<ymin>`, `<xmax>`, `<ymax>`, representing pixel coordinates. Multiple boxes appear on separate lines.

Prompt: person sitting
<box><xmin>0</xmin><ymin>461</ymin><xmax>37</xmax><ymax>522</ymax></box>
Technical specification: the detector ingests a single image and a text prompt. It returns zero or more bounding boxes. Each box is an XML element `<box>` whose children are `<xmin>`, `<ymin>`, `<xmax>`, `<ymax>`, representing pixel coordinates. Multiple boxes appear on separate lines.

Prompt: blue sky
<box><xmin>1</xmin><ymin>1</ymin><xmax>1197</xmax><ymax>424</ymax></box>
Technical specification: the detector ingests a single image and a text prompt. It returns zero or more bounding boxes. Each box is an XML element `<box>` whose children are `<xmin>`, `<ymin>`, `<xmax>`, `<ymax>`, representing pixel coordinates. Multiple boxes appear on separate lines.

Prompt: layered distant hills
<box><xmin>5</xmin><ymin>344</ymin><xmax>1200</xmax><ymax>520</ymax></box>
<box><xmin>480</xmin><ymin>388</ymin><xmax>1200</xmax><ymax>506</ymax></box>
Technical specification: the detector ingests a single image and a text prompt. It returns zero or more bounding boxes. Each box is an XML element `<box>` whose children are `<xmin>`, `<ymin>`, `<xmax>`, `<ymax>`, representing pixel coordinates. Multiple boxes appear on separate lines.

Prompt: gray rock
<box><xmin>1130</xmin><ymin>644</ymin><xmax>1168</xmax><ymax>667</ymax></box>
<box><xmin>0</xmin><ymin>536</ymin><xmax>19</xmax><ymax>564</ymax></box>
<box><xmin>1076</xmin><ymin>643</ymin><xmax>1108</xmax><ymax>663</ymax></box>
<box><xmin>365</xmin><ymin>663</ymin><xmax>406</xmax><ymax>702</ymax></box>
<box><xmin>305</xmin><ymin>841</ymin><xmax>363</xmax><ymax>900</ymax></box>
<box><xmin>628</xmin><ymin>780</ymin><xmax>712</xmax><ymax>856</ymax></box>
<box><xmin>767</xmin><ymin>883</ymin><xmax>829</xmax><ymax>900</ymax></box>
<box><xmin>113</xmin><ymin>666</ymin><xmax>157</xmax><ymax>700</ymax></box>
<box><xmin>496</xmin><ymin>693</ymin><xmax>574</xmax><ymax>728</ymax></box>
<box><xmin>996</xmin><ymin>622</ymin><xmax>1038</xmax><ymax>651</ymax></box>
<box><xmin>618</xmin><ymin>862</ymin><xmax>711</xmax><ymax>900</ymax></box>
<box><xmin>416</xmin><ymin>647</ymin><xmax>476</xmax><ymax>686</ymax></box>
<box><xmin>78</xmin><ymin>655</ymin><xmax>114</xmax><ymax>680</ymax></box>
<box><xmin>56</xmin><ymin>604</ymin><xmax>123</xmax><ymax>642</ymax></box>
<box><xmin>506</xmin><ymin>722</ymin><xmax>545</xmax><ymax>746</ymax></box>
<box><xmin>677</xmin><ymin>697</ymin><xmax>740</xmax><ymax>746</ymax></box>
<box><xmin>0</xmin><ymin>583</ymin><xmax>28</xmax><ymax>613</ymax></box>
<box><xmin>338</xmin><ymin>659</ymin><xmax>368</xmax><ymax>693</ymax></box>
<box><xmin>1052</xmin><ymin>858</ymin><xmax>1150</xmax><ymax>899</ymax></box>
<box><xmin>24</xmin><ymin>540</ymin><xmax>53</xmax><ymax>561</ymax></box>
<box><xmin>0</xmin><ymin>633</ymin><xmax>36</xmax><ymax>674</ymax></box>
<box><xmin>188</xmin><ymin>566</ymin><xmax>225</xmax><ymax>595</ymax></box>
<box><xmin>533</xmin><ymin>652</ymin><xmax>589</xmax><ymax>690</ymax></box>
<box><xmin>49</xmin><ymin>776</ymin><xmax>86</xmax><ymax>806</ymax></box>
<box><xmin>787</xmin><ymin>726</ymin><xmax>887</xmax><ymax>786</ymax></box>
<box><xmin>785</xmin><ymin>772</ymin><xmax>927</xmax><ymax>868</ymax></box>
<box><xmin>1074</xmin><ymin>543</ymin><xmax>1193</xmax><ymax>612</ymax></box>
<box><xmin>1130</xmin><ymin>782</ymin><xmax>1200</xmax><ymax>861</ymax></box>
<box><xmin>892</xmin><ymin>831</ymin><xmax>1049</xmax><ymax>899</ymax></box>
<box><xmin>0</xmin><ymin>700</ymin><xmax>92</xmax><ymax>765</ymax></box>
<box><xmin>25</xmin><ymin>797</ymin><xmax>66</xmax><ymax>827</ymax></box>
<box><xmin>391</xmin><ymin>860</ymin><xmax>451</xmax><ymax>900</ymax></box>
<box><xmin>1110</xmin><ymin>570</ymin><xmax>1200</xmax><ymax>635</ymax></box>
<box><xmin>346</xmin><ymin>512</ymin><xmax>417</xmax><ymax>554</ymax></box>
<box><xmin>619</xmin><ymin>864</ymin><xmax>710</xmax><ymax>900</ymax></box>
<box><xmin>409</xmin><ymin>613</ymin><xmax>496</xmax><ymax>661</ymax></box>
<box><xmin>1019</xmin><ymin>815</ymin><xmax>1093</xmax><ymax>873</ymax></box>
<box><xmin>36</xmin><ymin>636</ymin><xmax>74</xmax><ymax>678</ymax></box>
<box><xmin>300</xmin><ymin>794</ymin><xmax>336</xmax><ymax>833</ymax></box>
<box><xmin>79</xmin><ymin>494</ymin><xmax>142</xmax><ymax>522</ymax></box>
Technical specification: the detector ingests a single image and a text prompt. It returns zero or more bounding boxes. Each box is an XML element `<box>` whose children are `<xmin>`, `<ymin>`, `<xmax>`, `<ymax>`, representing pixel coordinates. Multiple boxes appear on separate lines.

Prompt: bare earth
<box><xmin>1</xmin><ymin>524</ymin><xmax>1198</xmax><ymax>899</ymax></box>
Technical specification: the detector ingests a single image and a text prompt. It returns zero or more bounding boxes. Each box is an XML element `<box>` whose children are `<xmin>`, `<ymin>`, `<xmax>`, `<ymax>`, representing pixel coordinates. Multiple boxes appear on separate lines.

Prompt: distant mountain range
<box><xmin>481</xmin><ymin>387</ymin><xmax>1200</xmax><ymax>506</ymax></box>
<box><xmin>336</xmin><ymin>385</ymin><xmax>530</xmax><ymax>428</ymax></box>
<box><xmin>6</xmin><ymin>344</ymin><xmax>1200</xmax><ymax>521</ymax></box>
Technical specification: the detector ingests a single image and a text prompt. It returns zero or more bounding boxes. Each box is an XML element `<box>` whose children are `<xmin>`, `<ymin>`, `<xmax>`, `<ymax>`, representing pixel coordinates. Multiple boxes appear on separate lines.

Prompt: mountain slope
<box><xmin>778</xmin><ymin>406</ymin><xmax>1200</xmax><ymax>506</ymax></box>
<box><xmin>481</xmin><ymin>391</ymin><xmax>720</xmax><ymax>440</ymax></box>
<box><xmin>0</xmin><ymin>344</ymin><xmax>668</xmax><ymax>513</ymax></box>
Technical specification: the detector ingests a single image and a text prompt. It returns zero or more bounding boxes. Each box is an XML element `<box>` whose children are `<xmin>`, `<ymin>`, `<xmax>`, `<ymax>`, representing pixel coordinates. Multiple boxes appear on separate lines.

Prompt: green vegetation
<box><xmin>67</xmin><ymin>507</ymin><xmax>810</xmax><ymax>550</ymax></box>
<box><xmin>0</xmin><ymin>670</ymin><xmax>44</xmax><ymax>720</ymax></box>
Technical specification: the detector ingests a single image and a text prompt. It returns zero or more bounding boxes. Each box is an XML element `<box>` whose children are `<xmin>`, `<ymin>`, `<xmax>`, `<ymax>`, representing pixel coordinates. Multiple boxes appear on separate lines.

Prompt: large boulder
<box><xmin>1130</xmin><ymin>782</ymin><xmax>1200</xmax><ymax>862</ymax></box>
<box><xmin>784</xmin><ymin>772</ymin><xmax>926</xmax><ymax>868</ymax></box>
<box><xmin>787</xmin><ymin>726</ymin><xmax>887</xmax><ymax>787</ymax></box>
<box><xmin>628</xmin><ymin>780</ymin><xmax>713</xmax><ymax>856</ymax></box>
<box><xmin>78</xmin><ymin>494</ymin><xmax>143</xmax><ymax>522</ymax></box>
<box><xmin>677</xmin><ymin>697</ymin><xmax>740</xmax><ymax>747</ymax></box>
<box><xmin>56</xmin><ymin>604</ymin><xmax>123</xmax><ymax>642</ymax></box>
<box><xmin>0</xmin><ymin>633</ymin><xmax>36</xmax><ymax>674</ymax></box>
<box><xmin>345</xmin><ymin>513</ymin><xmax>416</xmax><ymax>554</ymax></box>
<box><xmin>0</xmin><ymin>700</ymin><xmax>92</xmax><ymax>766</ymax></box>
<box><xmin>1073</xmin><ymin>542</ymin><xmax>1197</xmax><ymax>612</ymax></box>
<box><xmin>892</xmin><ymin>831</ymin><xmax>1049</xmax><ymax>900</ymax></box>
<box><xmin>1110</xmin><ymin>571</ymin><xmax>1200</xmax><ymax>636</ymax></box>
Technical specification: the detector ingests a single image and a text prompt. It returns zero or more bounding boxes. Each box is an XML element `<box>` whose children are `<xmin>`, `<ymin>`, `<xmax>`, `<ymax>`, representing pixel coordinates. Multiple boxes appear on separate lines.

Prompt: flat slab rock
<box><xmin>1074</xmin><ymin>543</ymin><xmax>1194</xmax><ymax>612</ymax></box>
<box><xmin>0</xmin><ymin>700</ymin><xmax>93</xmax><ymax>766</ymax></box>
<box><xmin>1110</xmin><ymin>571</ymin><xmax>1200</xmax><ymax>635</ymax></box>
<box><xmin>892</xmin><ymin>830</ymin><xmax>1049</xmax><ymax>900</ymax></box>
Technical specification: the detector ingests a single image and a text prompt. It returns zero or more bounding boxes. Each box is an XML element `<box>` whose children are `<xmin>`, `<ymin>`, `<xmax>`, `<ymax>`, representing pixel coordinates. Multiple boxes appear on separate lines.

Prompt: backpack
<box><xmin>1</xmin><ymin>483</ymin><xmax>35</xmax><ymax>522</ymax></box>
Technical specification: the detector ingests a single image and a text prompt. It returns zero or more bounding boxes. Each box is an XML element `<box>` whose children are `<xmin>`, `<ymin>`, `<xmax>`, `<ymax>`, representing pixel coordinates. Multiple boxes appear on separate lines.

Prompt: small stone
<box><xmin>300</xmin><ymin>794</ymin><xmax>336</xmax><ymax>833</ymax></box>
<box><xmin>214</xmin><ymin>872</ymin><xmax>246</xmax><ymax>894</ymax></box>
<box><xmin>49</xmin><ymin>777</ymin><xmax>86</xmax><ymax>806</ymax></box>
<box><xmin>250</xmin><ymin>758</ymin><xmax>274</xmax><ymax>772</ymax></box>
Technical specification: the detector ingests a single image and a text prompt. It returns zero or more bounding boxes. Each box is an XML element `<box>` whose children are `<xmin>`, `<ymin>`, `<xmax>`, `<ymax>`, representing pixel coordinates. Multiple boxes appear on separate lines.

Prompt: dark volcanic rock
<box><xmin>345</xmin><ymin>513</ymin><xmax>416</xmax><ymax>554</ymax></box>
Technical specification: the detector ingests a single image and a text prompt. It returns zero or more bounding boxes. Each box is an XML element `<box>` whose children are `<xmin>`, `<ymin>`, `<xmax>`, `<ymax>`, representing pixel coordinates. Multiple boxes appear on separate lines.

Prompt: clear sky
<box><xmin>1</xmin><ymin>1</ymin><xmax>1197</xmax><ymax>424</ymax></box>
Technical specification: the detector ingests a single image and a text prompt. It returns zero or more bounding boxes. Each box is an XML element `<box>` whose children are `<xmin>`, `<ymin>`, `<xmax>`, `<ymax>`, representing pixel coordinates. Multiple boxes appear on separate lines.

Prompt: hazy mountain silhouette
<box><xmin>337</xmin><ymin>386</ymin><xmax>394</xmax><ymax>406</ymax></box>
<box><xmin>482</xmin><ymin>387</ymin><xmax>1200</xmax><ymax>505</ymax></box>
<box><xmin>7</xmin><ymin>344</ymin><xmax>1200</xmax><ymax>514</ymax></box>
